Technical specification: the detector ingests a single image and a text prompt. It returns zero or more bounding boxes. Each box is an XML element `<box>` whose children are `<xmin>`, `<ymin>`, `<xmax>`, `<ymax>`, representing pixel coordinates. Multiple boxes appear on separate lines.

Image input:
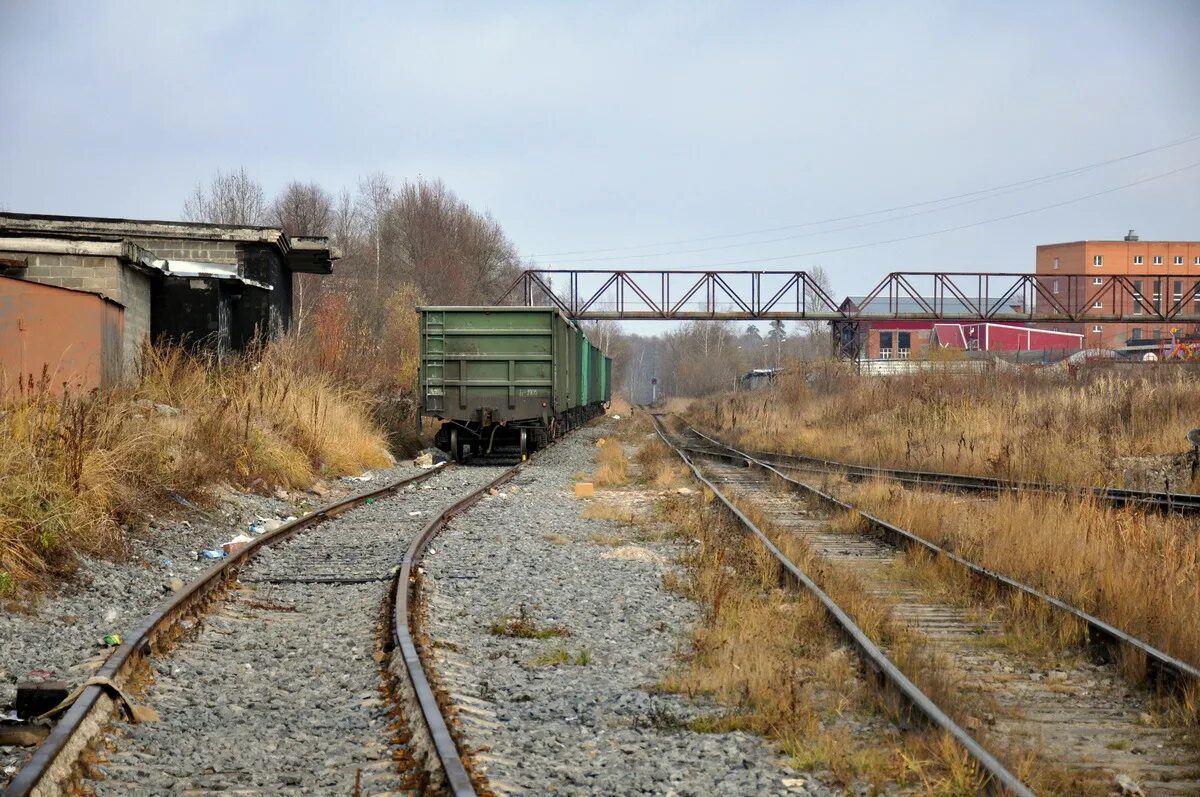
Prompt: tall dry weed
<box><xmin>0</xmin><ymin>341</ymin><xmax>390</xmax><ymax>593</ymax></box>
<box><xmin>693</xmin><ymin>365</ymin><xmax>1200</xmax><ymax>489</ymax></box>
<box><xmin>837</xmin><ymin>478</ymin><xmax>1200</xmax><ymax>671</ymax></box>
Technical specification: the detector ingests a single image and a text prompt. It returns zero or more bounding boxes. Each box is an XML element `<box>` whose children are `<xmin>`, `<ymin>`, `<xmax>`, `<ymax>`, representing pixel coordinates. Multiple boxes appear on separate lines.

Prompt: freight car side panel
<box><xmin>577</xmin><ymin>330</ymin><xmax>590</xmax><ymax>408</ymax></box>
<box><xmin>552</xmin><ymin>312</ymin><xmax>572</xmax><ymax>412</ymax></box>
<box><xmin>419</xmin><ymin>307</ymin><xmax>559</xmax><ymax>424</ymax></box>
<box><xmin>589</xmin><ymin>342</ymin><xmax>603</xmax><ymax>404</ymax></box>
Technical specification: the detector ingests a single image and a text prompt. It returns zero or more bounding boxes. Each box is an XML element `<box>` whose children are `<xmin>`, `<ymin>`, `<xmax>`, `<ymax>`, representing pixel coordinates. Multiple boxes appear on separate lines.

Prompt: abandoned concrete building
<box><xmin>0</xmin><ymin>212</ymin><xmax>337</xmax><ymax>391</ymax></box>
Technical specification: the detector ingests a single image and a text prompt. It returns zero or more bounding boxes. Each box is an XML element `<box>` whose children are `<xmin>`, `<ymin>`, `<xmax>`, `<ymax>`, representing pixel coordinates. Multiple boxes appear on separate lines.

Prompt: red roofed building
<box><xmin>931</xmin><ymin>322</ymin><xmax>1083</xmax><ymax>352</ymax></box>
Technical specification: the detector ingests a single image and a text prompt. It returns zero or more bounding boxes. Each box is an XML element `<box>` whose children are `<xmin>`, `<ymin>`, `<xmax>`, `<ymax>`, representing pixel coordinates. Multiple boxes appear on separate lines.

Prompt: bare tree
<box><xmin>272</xmin><ymin>181</ymin><xmax>334</xmax><ymax>236</ymax></box>
<box><xmin>182</xmin><ymin>168</ymin><xmax>268</xmax><ymax>226</ymax></box>
<box><xmin>798</xmin><ymin>265</ymin><xmax>835</xmax><ymax>359</ymax></box>
<box><xmin>383</xmin><ymin>178</ymin><xmax>522</xmax><ymax>305</ymax></box>
<box><xmin>356</xmin><ymin>173</ymin><xmax>394</xmax><ymax>299</ymax></box>
<box><xmin>582</xmin><ymin>320</ymin><xmax>623</xmax><ymax>353</ymax></box>
<box><xmin>768</xmin><ymin>319</ymin><xmax>786</xmax><ymax>365</ymax></box>
<box><xmin>274</xmin><ymin>182</ymin><xmax>335</xmax><ymax>335</ymax></box>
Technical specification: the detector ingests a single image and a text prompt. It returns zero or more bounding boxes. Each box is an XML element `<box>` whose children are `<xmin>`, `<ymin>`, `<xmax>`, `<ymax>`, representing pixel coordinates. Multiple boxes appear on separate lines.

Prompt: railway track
<box><xmin>652</xmin><ymin>414</ymin><xmax>1200</xmax><ymax>796</ymax></box>
<box><xmin>3</xmin><ymin>463</ymin><xmax>518</xmax><ymax>797</ymax></box>
<box><xmin>692</xmin><ymin>434</ymin><xmax>1200</xmax><ymax>515</ymax></box>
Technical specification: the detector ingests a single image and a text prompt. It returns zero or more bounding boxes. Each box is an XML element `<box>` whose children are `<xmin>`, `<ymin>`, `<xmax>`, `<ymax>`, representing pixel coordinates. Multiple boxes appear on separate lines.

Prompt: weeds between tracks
<box><xmin>622</xmin><ymin>426</ymin><xmax>1002</xmax><ymax>793</ymax></box>
<box><xmin>824</xmin><ymin>476</ymin><xmax>1200</xmax><ymax>690</ymax></box>
<box><xmin>692</xmin><ymin>365</ymin><xmax>1200</xmax><ymax>489</ymax></box>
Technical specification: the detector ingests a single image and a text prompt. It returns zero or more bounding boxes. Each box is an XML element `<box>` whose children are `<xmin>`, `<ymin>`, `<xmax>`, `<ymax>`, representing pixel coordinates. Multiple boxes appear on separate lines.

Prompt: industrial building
<box><xmin>0</xmin><ymin>212</ymin><xmax>336</xmax><ymax>391</ymax></box>
<box><xmin>1035</xmin><ymin>232</ymin><xmax>1200</xmax><ymax>350</ymax></box>
<box><xmin>931</xmin><ymin>322</ymin><xmax>1083</xmax><ymax>352</ymax></box>
<box><xmin>834</xmin><ymin>296</ymin><xmax>999</xmax><ymax>360</ymax></box>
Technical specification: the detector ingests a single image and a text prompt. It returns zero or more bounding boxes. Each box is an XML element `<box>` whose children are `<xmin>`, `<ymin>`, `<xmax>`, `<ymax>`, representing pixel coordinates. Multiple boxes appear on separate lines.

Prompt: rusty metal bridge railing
<box><xmin>495</xmin><ymin>269</ymin><xmax>1200</xmax><ymax>324</ymax></box>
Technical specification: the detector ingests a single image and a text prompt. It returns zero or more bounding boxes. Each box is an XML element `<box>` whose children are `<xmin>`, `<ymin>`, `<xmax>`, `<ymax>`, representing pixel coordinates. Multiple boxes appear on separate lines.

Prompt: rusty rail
<box><xmin>650</xmin><ymin>414</ymin><xmax>1035</xmax><ymax>796</ymax></box>
<box><xmin>4</xmin><ymin>466</ymin><xmax>447</xmax><ymax>797</ymax></box>
<box><xmin>721</xmin><ymin>441</ymin><xmax>1200</xmax><ymax>515</ymax></box>
<box><xmin>390</xmin><ymin>466</ymin><xmax>524</xmax><ymax>796</ymax></box>
<box><xmin>680</xmin><ymin>422</ymin><xmax>1200</xmax><ymax>692</ymax></box>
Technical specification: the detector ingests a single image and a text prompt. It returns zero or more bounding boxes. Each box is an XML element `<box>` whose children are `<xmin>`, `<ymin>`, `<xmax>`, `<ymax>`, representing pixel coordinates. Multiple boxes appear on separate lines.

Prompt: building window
<box><xmin>1134</xmin><ymin>255</ymin><xmax>1144</xmax><ymax>265</ymax></box>
<box><xmin>1133</xmin><ymin>279</ymin><xmax>1144</xmax><ymax>314</ymax></box>
<box><xmin>1154</xmin><ymin>255</ymin><xmax>1164</xmax><ymax>265</ymax></box>
<box><xmin>1195</xmin><ymin>256</ymin><xmax>1200</xmax><ymax>266</ymax></box>
<box><xmin>1153</xmin><ymin>279</ymin><xmax>1162</xmax><ymax>312</ymax></box>
<box><xmin>1174</xmin><ymin>255</ymin><xmax>1184</xmax><ymax>265</ymax></box>
<box><xmin>1092</xmin><ymin>276</ymin><xmax>1103</xmax><ymax>285</ymax></box>
<box><xmin>1092</xmin><ymin>325</ymin><xmax>1103</xmax><ymax>333</ymax></box>
<box><xmin>1093</xmin><ymin>255</ymin><xmax>1103</xmax><ymax>266</ymax></box>
<box><xmin>1052</xmin><ymin>279</ymin><xmax>1061</xmax><ymax>294</ymax></box>
<box><xmin>897</xmin><ymin>332</ymin><xmax>911</xmax><ymax>359</ymax></box>
<box><xmin>1053</xmin><ymin>257</ymin><xmax>1060</xmax><ymax>269</ymax></box>
<box><xmin>1174</xmin><ymin>280</ymin><xmax>1183</xmax><ymax>303</ymax></box>
<box><xmin>1093</xmin><ymin>300</ymin><xmax>1104</xmax><ymax>309</ymax></box>
<box><xmin>879</xmin><ymin>331</ymin><xmax>893</xmax><ymax>358</ymax></box>
<box><xmin>1132</xmin><ymin>328</ymin><xmax>1143</xmax><ymax>340</ymax></box>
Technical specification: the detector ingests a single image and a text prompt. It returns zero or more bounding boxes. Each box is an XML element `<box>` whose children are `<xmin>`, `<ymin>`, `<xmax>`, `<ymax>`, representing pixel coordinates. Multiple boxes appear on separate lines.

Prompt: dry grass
<box><xmin>830</xmin><ymin>476</ymin><xmax>1200</xmax><ymax>676</ymax></box>
<box><xmin>646</xmin><ymin>488</ymin><xmax>995</xmax><ymax>793</ymax></box>
<box><xmin>581</xmin><ymin>502</ymin><xmax>634</xmax><ymax>524</ymax></box>
<box><xmin>0</xmin><ymin>341</ymin><xmax>390</xmax><ymax>594</ymax></box>
<box><xmin>593</xmin><ymin>437</ymin><xmax>630</xmax><ymax>486</ymax></box>
<box><xmin>691</xmin><ymin>365</ymin><xmax>1200</xmax><ymax>489</ymax></box>
<box><xmin>608</xmin><ymin>395</ymin><xmax>632</xmax><ymax>417</ymax></box>
<box><xmin>632</xmin><ymin>436</ymin><xmax>689</xmax><ymax>489</ymax></box>
<box><xmin>489</xmin><ymin>604</ymin><xmax>569</xmax><ymax>639</ymax></box>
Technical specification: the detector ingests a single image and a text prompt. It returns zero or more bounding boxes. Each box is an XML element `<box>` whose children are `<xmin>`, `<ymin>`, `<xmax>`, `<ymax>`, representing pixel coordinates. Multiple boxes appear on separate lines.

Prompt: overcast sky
<box><xmin>1</xmin><ymin>1</ymin><xmax>1198</xmax><ymax>304</ymax></box>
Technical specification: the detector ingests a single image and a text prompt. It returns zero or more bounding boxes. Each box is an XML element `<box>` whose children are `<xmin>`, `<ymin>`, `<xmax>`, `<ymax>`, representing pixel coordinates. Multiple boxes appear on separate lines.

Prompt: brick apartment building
<box><xmin>1036</xmin><ymin>233</ymin><xmax>1200</xmax><ymax>350</ymax></box>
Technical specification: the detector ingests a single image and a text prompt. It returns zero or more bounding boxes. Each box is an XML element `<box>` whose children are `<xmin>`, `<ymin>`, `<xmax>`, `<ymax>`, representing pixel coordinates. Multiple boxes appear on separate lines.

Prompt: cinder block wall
<box><xmin>0</xmin><ymin>251</ymin><xmax>152</xmax><ymax>376</ymax></box>
<box><xmin>136</xmin><ymin>238</ymin><xmax>240</xmax><ymax>265</ymax></box>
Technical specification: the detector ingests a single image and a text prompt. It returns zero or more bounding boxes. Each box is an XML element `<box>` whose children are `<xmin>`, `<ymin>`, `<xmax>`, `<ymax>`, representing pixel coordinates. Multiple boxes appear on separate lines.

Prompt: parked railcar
<box><xmin>418</xmin><ymin>306</ymin><xmax>612</xmax><ymax>462</ymax></box>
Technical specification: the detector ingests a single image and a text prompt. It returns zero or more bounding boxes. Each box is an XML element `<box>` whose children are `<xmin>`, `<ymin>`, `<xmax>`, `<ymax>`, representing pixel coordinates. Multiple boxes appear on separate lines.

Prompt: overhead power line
<box><xmin>666</xmin><ymin>159</ymin><xmax>1200</xmax><ymax>269</ymax></box>
<box><xmin>528</xmin><ymin>131</ymin><xmax>1200</xmax><ymax>259</ymax></box>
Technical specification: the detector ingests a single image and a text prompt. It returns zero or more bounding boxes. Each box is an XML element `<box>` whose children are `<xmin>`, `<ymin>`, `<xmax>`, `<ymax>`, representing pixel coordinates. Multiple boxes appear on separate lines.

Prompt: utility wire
<box><xmin>528</xmin><ymin>132</ymin><xmax>1200</xmax><ymax>259</ymax></box>
<box><xmin>649</xmin><ymin>159</ymin><xmax>1200</xmax><ymax>269</ymax></box>
<box><xmin>547</xmin><ymin>162</ymin><xmax>1155</xmax><ymax>264</ymax></box>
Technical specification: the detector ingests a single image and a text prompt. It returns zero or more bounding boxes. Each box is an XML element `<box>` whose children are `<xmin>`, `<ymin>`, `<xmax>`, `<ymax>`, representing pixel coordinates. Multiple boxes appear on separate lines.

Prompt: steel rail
<box><xmin>712</xmin><ymin>439</ymin><xmax>1200</xmax><ymax>515</ymax></box>
<box><xmin>391</xmin><ymin>465</ymin><xmax>524</xmax><ymax>797</ymax></box>
<box><xmin>4</xmin><ymin>466</ymin><xmax>448</xmax><ymax>797</ymax></box>
<box><xmin>649</xmin><ymin>414</ymin><xmax>1034</xmax><ymax>797</ymax></box>
<box><xmin>678</xmin><ymin>422</ymin><xmax>1200</xmax><ymax>692</ymax></box>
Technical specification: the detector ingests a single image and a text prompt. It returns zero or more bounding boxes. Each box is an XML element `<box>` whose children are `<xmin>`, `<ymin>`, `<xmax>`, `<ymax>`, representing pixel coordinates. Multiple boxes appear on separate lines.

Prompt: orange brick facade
<box><xmin>1035</xmin><ymin>240</ymin><xmax>1200</xmax><ymax>350</ymax></box>
<box><xmin>865</xmin><ymin>326</ymin><xmax>934</xmax><ymax>359</ymax></box>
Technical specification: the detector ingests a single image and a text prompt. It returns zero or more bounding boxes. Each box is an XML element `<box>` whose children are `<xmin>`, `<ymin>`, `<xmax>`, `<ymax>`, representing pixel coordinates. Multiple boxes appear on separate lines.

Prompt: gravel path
<box><xmin>423</xmin><ymin>423</ymin><xmax>827</xmax><ymax>796</ymax></box>
<box><xmin>3</xmin><ymin>463</ymin><xmax>502</xmax><ymax>794</ymax></box>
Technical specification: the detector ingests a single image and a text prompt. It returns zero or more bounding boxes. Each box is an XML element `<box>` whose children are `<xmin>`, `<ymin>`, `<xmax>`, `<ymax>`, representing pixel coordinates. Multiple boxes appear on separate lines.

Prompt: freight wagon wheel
<box><xmin>449</xmin><ymin>427</ymin><xmax>461</xmax><ymax>463</ymax></box>
<box><xmin>519</xmin><ymin>428</ymin><xmax>529</xmax><ymax>460</ymax></box>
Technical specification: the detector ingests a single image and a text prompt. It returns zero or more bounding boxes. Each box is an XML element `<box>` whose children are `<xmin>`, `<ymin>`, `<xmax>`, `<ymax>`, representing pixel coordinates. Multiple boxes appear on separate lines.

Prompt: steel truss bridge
<box><xmin>496</xmin><ymin>269</ymin><xmax>1200</xmax><ymax>324</ymax></box>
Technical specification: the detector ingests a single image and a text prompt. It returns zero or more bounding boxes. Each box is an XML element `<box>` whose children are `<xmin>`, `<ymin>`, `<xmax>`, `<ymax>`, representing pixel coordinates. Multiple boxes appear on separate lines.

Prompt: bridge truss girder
<box><xmin>495</xmin><ymin>269</ymin><xmax>1200</xmax><ymax>325</ymax></box>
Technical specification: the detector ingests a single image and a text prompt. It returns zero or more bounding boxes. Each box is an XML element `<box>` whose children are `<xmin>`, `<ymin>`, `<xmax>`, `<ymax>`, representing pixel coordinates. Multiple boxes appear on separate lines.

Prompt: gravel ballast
<box><xmin>2</xmin><ymin>463</ymin><xmax>504</xmax><ymax>793</ymax></box>
<box><xmin>423</xmin><ymin>423</ymin><xmax>827</xmax><ymax>796</ymax></box>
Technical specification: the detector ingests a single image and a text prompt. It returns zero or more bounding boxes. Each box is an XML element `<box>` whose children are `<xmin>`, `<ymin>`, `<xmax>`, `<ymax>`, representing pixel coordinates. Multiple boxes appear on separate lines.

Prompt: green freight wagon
<box><xmin>418</xmin><ymin>306</ymin><xmax>611</xmax><ymax>462</ymax></box>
